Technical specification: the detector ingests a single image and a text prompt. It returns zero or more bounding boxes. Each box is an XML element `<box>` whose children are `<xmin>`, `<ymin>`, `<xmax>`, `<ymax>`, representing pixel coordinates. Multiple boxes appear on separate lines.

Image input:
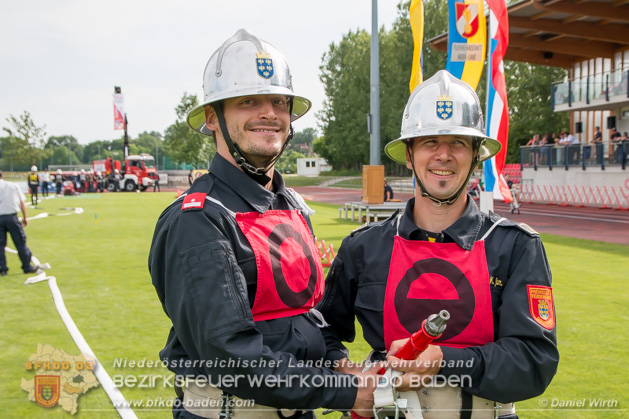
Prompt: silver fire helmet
<box><xmin>385</xmin><ymin>70</ymin><xmax>501</xmax><ymax>165</ymax></box>
<box><xmin>187</xmin><ymin>29</ymin><xmax>311</xmax><ymax>136</ymax></box>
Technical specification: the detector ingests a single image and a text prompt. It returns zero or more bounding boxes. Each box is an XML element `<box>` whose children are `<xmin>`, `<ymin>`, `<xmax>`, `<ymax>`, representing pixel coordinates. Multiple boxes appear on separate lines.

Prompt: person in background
<box><xmin>40</xmin><ymin>169</ymin><xmax>50</xmax><ymax>197</ymax></box>
<box><xmin>96</xmin><ymin>171</ymin><xmax>105</xmax><ymax>193</ymax></box>
<box><xmin>55</xmin><ymin>169</ymin><xmax>64</xmax><ymax>195</ymax></box>
<box><xmin>593</xmin><ymin>126</ymin><xmax>603</xmax><ymax>144</ymax></box>
<box><xmin>0</xmin><ymin>171</ymin><xmax>43</xmax><ymax>276</ymax></box>
<box><xmin>526</xmin><ymin>134</ymin><xmax>540</xmax><ymax>146</ymax></box>
<box><xmin>27</xmin><ymin>166</ymin><xmax>40</xmax><ymax>206</ymax></box>
<box><xmin>384</xmin><ymin>179</ymin><xmax>394</xmax><ymax>202</ymax></box>
<box><xmin>610</xmin><ymin>127</ymin><xmax>621</xmax><ymax>142</ymax></box>
<box><xmin>153</xmin><ymin>174</ymin><xmax>160</xmax><ymax>192</ymax></box>
<box><xmin>317</xmin><ymin>70</ymin><xmax>558</xmax><ymax>417</ymax></box>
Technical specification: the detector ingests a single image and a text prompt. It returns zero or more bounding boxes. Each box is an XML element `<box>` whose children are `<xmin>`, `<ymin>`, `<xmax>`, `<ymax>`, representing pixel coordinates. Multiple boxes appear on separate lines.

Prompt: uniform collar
<box><xmin>209</xmin><ymin>153</ymin><xmax>291</xmax><ymax>213</ymax></box>
<box><xmin>398</xmin><ymin>195</ymin><xmax>483</xmax><ymax>251</ymax></box>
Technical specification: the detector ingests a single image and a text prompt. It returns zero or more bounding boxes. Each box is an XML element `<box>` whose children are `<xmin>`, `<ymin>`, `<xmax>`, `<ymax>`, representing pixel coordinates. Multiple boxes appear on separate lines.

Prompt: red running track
<box><xmin>293</xmin><ymin>186</ymin><xmax>629</xmax><ymax>246</ymax></box>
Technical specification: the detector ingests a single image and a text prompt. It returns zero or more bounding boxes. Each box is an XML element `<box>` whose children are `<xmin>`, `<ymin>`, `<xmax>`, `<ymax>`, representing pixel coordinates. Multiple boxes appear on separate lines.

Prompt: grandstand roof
<box><xmin>427</xmin><ymin>0</ymin><xmax>629</xmax><ymax>68</ymax></box>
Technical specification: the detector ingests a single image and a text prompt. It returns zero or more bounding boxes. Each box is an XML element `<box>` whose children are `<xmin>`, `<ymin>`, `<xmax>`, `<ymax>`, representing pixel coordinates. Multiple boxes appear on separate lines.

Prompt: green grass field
<box><xmin>1</xmin><ymin>192</ymin><xmax>627</xmax><ymax>418</ymax></box>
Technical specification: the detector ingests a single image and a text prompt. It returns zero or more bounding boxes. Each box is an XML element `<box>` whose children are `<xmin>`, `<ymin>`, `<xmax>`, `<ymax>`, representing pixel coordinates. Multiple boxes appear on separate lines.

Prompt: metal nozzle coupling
<box><xmin>425</xmin><ymin>310</ymin><xmax>450</xmax><ymax>337</ymax></box>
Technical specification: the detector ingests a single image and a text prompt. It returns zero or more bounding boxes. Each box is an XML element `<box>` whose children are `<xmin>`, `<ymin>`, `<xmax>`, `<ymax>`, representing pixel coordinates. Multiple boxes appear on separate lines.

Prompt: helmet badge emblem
<box><xmin>436</xmin><ymin>95</ymin><xmax>453</xmax><ymax>120</ymax></box>
<box><xmin>256</xmin><ymin>52</ymin><xmax>274</xmax><ymax>79</ymax></box>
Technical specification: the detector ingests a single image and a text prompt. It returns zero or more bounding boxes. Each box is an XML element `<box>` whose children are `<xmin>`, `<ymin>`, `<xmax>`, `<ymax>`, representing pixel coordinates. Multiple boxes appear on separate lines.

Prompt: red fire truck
<box><xmin>92</xmin><ymin>154</ymin><xmax>158</xmax><ymax>192</ymax></box>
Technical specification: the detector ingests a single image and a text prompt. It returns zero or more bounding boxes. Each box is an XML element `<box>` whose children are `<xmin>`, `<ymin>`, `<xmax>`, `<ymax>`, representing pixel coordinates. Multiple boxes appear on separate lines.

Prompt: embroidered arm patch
<box><xmin>181</xmin><ymin>193</ymin><xmax>207</xmax><ymax>211</ymax></box>
<box><xmin>527</xmin><ymin>285</ymin><xmax>555</xmax><ymax>330</ymax></box>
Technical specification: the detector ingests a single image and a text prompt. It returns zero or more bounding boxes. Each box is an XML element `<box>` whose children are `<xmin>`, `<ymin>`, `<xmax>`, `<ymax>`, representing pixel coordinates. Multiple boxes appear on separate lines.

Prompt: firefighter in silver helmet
<box><xmin>318</xmin><ymin>70</ymin><xmax>558</xmax><ymax>418</ymax></box>
<box><xmin>187</xmin><ymin>29</ymin><xmax>311</xmax><ymax>187</ymax></box>
<box><xmin>150</xmin><ymin>29</ymin><xmax>380</xmax><ymax>419</ymax></box>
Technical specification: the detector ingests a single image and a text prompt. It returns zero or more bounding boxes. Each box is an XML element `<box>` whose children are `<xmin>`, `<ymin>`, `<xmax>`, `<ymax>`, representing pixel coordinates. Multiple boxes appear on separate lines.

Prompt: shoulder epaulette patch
<box><xmin>350</xmin><ymin>223</ymin><xmax>372</xmax><ymax>237</ymax></box>
<box><xmin>181</xmin><ymin>193</ymin><xmax>207</xmax><ymax>211</ymax></box>
<box><xmin>517</xmin><ymin>222</ymin><xmax>539</xmax><ymax>236</ymax></box>
<box><xmin>493</xmin><ymin>216</ymin><xmax>539</xmax><ymax>237</ymax></box>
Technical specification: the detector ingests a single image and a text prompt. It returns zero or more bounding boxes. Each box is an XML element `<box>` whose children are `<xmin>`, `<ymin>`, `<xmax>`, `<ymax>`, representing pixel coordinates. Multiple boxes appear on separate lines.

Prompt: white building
<box><xmin>297</xmin><ymin>158</ymin><xmax>330</xmax><ymax>176</ymax></box>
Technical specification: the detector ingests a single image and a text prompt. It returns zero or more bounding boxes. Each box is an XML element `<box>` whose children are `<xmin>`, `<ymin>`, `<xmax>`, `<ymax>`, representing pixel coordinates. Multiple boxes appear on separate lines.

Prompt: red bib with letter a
<box><xmin>384</xmin><ymin>236</ymin><xmax>494</xmax><ymax>349</ymax></box>
<box><xmin>236</xmin><ymin>210</ymin><xmax>324</xmax><ymax>322</ymax></box>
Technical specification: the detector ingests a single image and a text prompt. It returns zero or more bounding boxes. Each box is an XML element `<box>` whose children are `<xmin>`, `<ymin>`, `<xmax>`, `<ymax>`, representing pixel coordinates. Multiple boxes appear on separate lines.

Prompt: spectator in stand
<box><xmin>558</xmin><ymin>132</ymin><xmax>570</xmax><ymax>145</ymax></box>
<box><xmin>610</xmin><ymin>127</ymin><xmax>621</xmax><ymax>142</ymax></box>
<box><xmin>40</xmin><ymin>169</ymin><xmax>50</xmax><ymax>197</ymax></box>
<box><xmin>526</xmin><ymin>134</ymin><xmax>540</xmax><ymax>146</ymax></box>
<box><xmin>590</xmin><ymin>126</ymin><xmax>603</xmax><ymax>163</ymax></box>
<box><xmin>566</xmin><ymin>131</ymin><xmax>581</xmax><ymax>165</ymax></box>
<box><xmin>611</xmin><ymin>128</ymin><xmax>623</xmax><ymax>163</ymax></box>
<box><xmin>593</xmin><ymin>126</ymin><xmax>603</xmax><ymax>144</ymax></box>
<box><xmin>526</xmin><ymin>134</ymin><xmax>541</xmax><ymax>166</ymax></box>
<box><xmin>539</xmin><ymin>133</ymin><xmax>553</xmax><ymax>164</ymax></box>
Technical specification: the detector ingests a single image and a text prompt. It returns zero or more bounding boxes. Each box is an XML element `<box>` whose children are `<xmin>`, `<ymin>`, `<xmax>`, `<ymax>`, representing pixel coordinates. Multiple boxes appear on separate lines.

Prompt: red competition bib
<box><xmin>236</xmin><ymin>210</ymin><xmax>324</xmax><ymax>322</ymax></box>
<box><xmin>384</xmin><ymin>236</ymin><xmax>494</xmax><ymax>349</ymax></box>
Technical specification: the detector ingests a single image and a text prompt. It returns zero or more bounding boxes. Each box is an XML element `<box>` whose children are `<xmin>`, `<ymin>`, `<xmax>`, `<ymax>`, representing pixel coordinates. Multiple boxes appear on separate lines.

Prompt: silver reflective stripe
<box><xmin>205</xmin><ymin>196</ymin><xmax>236</xmax><ymax>217</ymax></box>
<box><xmin>480</xmin><ymin>217</ymin><xmax>506</xmax><ymax>241</ymax></box>
<box><xmin>395</xmin><ymin>213</ymin><xmax>404</xmax><ymax>236</ymax></box>
<box><xmin>309</xmin><ymin>308</ymin><xmax>329</xmax><ymax>328</ymax></box>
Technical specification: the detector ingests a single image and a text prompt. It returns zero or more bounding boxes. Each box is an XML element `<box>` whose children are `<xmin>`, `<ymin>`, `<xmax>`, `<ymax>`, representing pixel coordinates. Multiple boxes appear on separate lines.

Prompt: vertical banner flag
<box><xmin>483</xmin><ymin>0</ymin><xmax>512</xmax><ymax>202</ymax></box>
<box><xmin>113</xmin><ymin>93</ymin><xmax>125</xmax><ymax>130</ymax></box>
<box><xmin>446</xmin><ymin>0</ymin><xmax>486</xmax><ymax>90</ymax></box>
<box><xmin>409</xmin><ymin>0</ymin><xmax>424</xmax><ymax>92</ymax></box>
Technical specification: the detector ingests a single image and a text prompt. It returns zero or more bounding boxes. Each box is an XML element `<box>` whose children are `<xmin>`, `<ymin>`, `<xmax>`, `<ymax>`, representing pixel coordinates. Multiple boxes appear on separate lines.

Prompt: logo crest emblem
<box><xmin>455</xmin><ymin>3</ymin><xmax>479</xmax><ymax>39</ymax></box>
<box><xmin>256</xmin><ymin>52</ymin><xmax>274</xmax><ymax>79</ymax></box>
<box><xmin>436</xmin><ymin>95</ymin><xmax>453</xmax><ymax>120</ymax></box>
<box><xmin>34</xmin><ymin>375</ymin><xmax>60</xmax><ymax>408</ymax></box>
<box><xmin>527</xmin><ymin>285</ymin><xmax>555</xmax><ymax>330</ymax></box>
<box><xmin>538</xmin><ymin>300</ymin><xmax>549</xmax><ymax>320</ymax></box>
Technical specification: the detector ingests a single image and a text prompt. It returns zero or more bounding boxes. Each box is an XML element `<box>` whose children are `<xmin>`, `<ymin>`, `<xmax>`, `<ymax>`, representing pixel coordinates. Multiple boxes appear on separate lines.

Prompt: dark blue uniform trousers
<box><xmin>0</xmin><ymin>214</ymin><xmax>33</xmax><ymax>273</ymax></box>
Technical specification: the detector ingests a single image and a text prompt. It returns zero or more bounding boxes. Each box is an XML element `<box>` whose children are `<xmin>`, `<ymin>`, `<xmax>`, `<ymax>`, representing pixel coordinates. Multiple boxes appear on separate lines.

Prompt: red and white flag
<box><xmin>483</xmin><ymin>0</ymin><xmax>511</xmax><ymax>202</ymax></box>
<box><xmin>113</xmin><ymin>93</ymin><xmax>125</xmax><ymax>130</ymax></box>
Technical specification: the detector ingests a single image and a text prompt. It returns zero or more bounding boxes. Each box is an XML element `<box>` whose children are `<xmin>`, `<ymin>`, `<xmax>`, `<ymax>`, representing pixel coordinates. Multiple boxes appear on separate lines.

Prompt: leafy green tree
<box><xmin>164</xmin><ymin>93</ymin><xmax>215</xmax><ymax>168</ymax></box>
<box><xmin>46</xmin><ymin>146</ymin><xmax>82</xmax><ymax>167</ymax></box>
<box><xmin>315</xmin><ymin>1</ymin><xmax>449</xmax><ymax>173</ymax></box>
<box><xmin>2</xmin><ymin>111</ymin><xmax>49</xmax><ymax>169</ymax></box>
<box><xmin>82</xmin><ymin>140</ymin><xmax>110</xmax><ymax>163</ymax></box>
<box><xmin>505</xmin><ymin>63</ymin><xmax>568</xmax><ymax>162</ymax></box>
<box><xmin>315</xmin><ymin>30</ymin><xmax>372</xmax><ymax>170</ymax></box>
<box><xmin>291</xmin><ymin>127</ymin><xmax>318</xmax><ymax>146</ymax></box>
<box><xmin>46</xmin><ymin>135</ymin><xmax>84</xmax><ymax>164</ymax></box>
<box><xmin>276</xmin><ymin>149</ymin><xmax>306</xmax><ymax>174</ymax></box>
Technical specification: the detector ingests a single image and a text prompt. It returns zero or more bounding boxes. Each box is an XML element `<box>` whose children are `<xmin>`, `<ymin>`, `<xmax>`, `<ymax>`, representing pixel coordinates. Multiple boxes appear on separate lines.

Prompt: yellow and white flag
<box><xmin>409</xmin><ymin>0</ymin><xmax>424</xmax><ymax>92</ymax></box>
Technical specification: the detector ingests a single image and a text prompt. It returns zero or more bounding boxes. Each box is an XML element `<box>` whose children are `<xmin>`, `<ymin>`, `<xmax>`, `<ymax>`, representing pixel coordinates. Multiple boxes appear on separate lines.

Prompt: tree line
<box><xmin>314</xmin><ymin>0</ymin><xmax>569</xmax><ymax>174</ymax></box>
<box><xmin>0</xmin><ymin>96</ymin><xmax>318</xmax><ymax>174</ymax></box>
<box><xmin>1</xmin><ymin>0</ymin><xmax>568</xmax><ymax>175</ymax></box>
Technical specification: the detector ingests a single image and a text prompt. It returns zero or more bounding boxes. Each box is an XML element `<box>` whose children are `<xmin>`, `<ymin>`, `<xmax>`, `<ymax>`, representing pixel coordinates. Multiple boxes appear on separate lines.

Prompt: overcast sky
<box><xmin>1</xmin><ymin>1</ymin><xmax>404</xmax><ymax>145</ymax></box>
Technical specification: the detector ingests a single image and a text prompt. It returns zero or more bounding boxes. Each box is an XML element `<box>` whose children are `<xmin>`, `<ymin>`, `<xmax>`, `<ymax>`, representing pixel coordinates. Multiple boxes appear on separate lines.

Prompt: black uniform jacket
<box><xmin>149</xmin><ymin>154</ymin><xmax>356</xmax><ymax>410</ymax></box>
<box><xmin>317</xmin><ymin>196</ymin><xmax>559</xmax><ymax>403</ymax></box>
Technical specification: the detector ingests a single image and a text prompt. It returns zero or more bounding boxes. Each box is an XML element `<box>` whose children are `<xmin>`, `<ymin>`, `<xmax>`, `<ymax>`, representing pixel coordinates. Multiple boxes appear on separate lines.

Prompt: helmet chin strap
<box><xmin>405</xmin><ymin>140</ymin><xmax>480</xmax><ymax>206</ymax></box>
<box><xmin>214</xmin><ymin>101</ymin><xmax>294</xmax><ymax>187</ymax></box>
